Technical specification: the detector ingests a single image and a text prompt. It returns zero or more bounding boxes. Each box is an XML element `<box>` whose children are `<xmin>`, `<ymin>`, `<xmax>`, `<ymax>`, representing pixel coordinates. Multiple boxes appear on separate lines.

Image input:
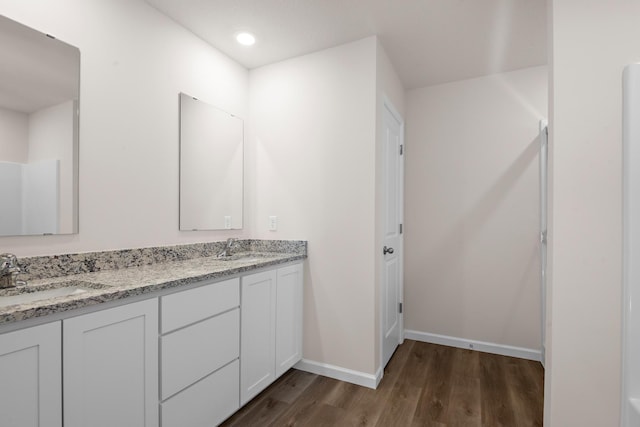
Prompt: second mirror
<box><xmin>179</xmin><ymin>93</ymin><xmax>243</xmax><ymax>231</ymax></box>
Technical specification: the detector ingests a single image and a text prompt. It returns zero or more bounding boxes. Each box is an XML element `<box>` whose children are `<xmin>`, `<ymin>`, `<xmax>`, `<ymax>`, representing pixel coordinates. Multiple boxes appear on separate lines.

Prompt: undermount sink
<box><xmin>0</xmin><ymin>280</ymin><xmax>106</xmax><ymax>307</ymax></box>
<box><xmin>217</xmin><ymin>257</ymin><xmax>261</xmax><ymax>263</ymax></box>
<box><xmin>216</xmin><ymin>253</ymin><xmax>262</xmax><ymax>263</ymax></box>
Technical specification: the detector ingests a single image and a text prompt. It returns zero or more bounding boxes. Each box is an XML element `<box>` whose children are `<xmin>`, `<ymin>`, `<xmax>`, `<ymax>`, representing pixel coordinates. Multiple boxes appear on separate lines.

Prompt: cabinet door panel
<box><xmin>63</xmin><ymin>299</ymin><xmax>158</xmax><ymax>427</ymax></box>
<box><xmin>240</xmin><ymin>269</ymin><xmax>276</xmax><ymax>405</ymax></box>
<box><xmin>276</xmin><ymin>263</ymin><xmax>303</xmax><ymax>378</ymax></box>
<box><xmin>0</xmin><ymin>322</ymin><xmax>61</xmax><ymax>427</ymax></box>
<box><xmin>161</xmin><ymin>359</ymin><xmax>239</xmax><ymax>427</ymax></box>
<box><xmin>161</xmin><ymin>308</ymin><xmax>239</xmax><ymax>399</ymax></box>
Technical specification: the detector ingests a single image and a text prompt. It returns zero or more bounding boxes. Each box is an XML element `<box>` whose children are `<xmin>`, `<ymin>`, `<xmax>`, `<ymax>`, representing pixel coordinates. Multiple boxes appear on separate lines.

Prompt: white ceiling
<box><xmin>145</xmin><ymin>0</ymin><xmax>547</xmax><ymax>90</ymax></box>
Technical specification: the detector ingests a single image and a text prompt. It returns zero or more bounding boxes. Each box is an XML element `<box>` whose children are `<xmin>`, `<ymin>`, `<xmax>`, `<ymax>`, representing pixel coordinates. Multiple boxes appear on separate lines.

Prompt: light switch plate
<box><xmin>269</xmin><ymin>216</ymin><xmax>277</xmax><ymax>231</ymax></box>
<box><xmin>224</xmin><ymin>216</ymin><xmax>232</xmax><ymax>229</ymax></box>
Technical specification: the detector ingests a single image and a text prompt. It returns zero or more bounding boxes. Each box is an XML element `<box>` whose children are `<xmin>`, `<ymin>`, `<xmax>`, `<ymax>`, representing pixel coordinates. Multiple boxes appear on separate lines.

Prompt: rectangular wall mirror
<box><xmin>179</xmin><ymin>93</ymin><xmax>243</xmax><ymax>231</ymax></box>
<box><xmin>0</xmin><ymin>14</ymin><xmax>80</xmax><ymax>237</ymax></box>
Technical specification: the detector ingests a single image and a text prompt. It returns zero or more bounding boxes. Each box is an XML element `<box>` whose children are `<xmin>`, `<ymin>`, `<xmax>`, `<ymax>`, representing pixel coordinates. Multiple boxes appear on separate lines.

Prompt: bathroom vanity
<box><xmin>0</xmin><ymin>240</ymin><xmax>306</xmax><ymax>427</ymax></box>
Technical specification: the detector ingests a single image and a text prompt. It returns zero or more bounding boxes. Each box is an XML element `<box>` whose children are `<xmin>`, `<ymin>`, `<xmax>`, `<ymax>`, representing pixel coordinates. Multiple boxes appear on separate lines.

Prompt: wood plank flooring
<box><xmin>221</xmin><ymin>340</ymin><xmax>544</xmax><ymax>427</ymax></box>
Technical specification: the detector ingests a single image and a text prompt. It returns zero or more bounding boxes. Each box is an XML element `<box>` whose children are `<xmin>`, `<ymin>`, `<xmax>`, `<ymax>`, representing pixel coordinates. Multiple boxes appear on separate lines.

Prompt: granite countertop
<box><xmin>0</xmin><ymin>245</ymin><xmax>305</xmax><ymax>326</ymax></box>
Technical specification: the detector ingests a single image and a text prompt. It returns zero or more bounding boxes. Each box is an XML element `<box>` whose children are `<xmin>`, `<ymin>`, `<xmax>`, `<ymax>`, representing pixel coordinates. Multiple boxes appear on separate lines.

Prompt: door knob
<box><xmin>383</xmin><ymin>246</ymin><xmax>394</xmax><ymax>255</ymax></box>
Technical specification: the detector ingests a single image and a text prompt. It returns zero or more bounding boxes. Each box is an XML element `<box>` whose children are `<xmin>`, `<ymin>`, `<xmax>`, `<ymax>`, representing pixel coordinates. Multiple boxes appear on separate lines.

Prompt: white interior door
<box><xmin>382</xmin><ymin>99</ymin><xmax>404</xmax><ymax>368</ymax></box>
<box><xmin>539</xmin><ymin>119</ymin><xmax>548</xmax><ymax>366</ymax></box>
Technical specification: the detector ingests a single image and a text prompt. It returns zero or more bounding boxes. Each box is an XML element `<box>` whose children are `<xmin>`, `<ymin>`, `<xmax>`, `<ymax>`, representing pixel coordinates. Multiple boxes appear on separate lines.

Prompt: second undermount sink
<box><xmin>218</xmin><ymin>257</ymin><xmax>260</xmax><ymax>263</ymax></box>
<box><xmin>0</xmin><ymin>281</ymin><xmax>106</xmax><ymax>307</ymax></box>
<box><xmin>216</xmin><ymin>253</ymin><xmax>264</xmax><ymax>263</ymax></box>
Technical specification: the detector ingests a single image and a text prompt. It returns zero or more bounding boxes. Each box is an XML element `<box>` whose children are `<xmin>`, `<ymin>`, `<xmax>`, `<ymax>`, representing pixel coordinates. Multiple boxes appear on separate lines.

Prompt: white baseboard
<box><xmin>404</xmin><ymin>329</ymin><xmax>542</xmax><ymax>362</ymax></box>
<box><xmin>294</xmin><ymin>359</ymin><xmax>383</xmax><ymax>389</ymax></box>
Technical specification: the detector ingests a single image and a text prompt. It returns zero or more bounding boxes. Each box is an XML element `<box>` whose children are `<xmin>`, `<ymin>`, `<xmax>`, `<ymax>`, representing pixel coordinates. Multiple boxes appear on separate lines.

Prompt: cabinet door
<box><xmin>240</xmin><ymin>269</ymin><xmax>276</xmax><ymax>405</ymax></box>
<box><xmin>63</xmin><ymin>299</ymin><xmax>158</xmax><ymax>427</ymax></box>
<box><xmin>275</xmin><ymin>263</ymin><xmax>304</xmax><ymax>378</ymax></box>
<box><xmin>0</xmin><ymin>322</ymin><xmax>61</xmax><ymax>427</ymax></box>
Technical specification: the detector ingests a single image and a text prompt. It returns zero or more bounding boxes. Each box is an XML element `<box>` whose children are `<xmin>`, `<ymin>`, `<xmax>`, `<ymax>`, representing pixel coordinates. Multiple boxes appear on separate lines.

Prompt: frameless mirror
<box><xmin>0</xmin><ymin>15</ymin><xmax>80</xmax><ymax>237</ymax></box>
<box><xmin>179</xmin><ymin>93</ymin><xmax>243</xmax><ymax>230</ymax></box>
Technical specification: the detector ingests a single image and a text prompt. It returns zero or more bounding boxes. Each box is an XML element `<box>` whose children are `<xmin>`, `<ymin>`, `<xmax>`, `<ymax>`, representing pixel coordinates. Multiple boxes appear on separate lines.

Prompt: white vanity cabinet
<box><xmin>0</xmin><ymin>322</ymin><xmax>62</xmax><ymax>427</ymax></box>
<box><xmin>0</xmin><ymin>258</ymin><xmax>304</xmax><ymax>427</ymax></box>
<box><xmin>160</xmin><ymin>278</ymin><xmax>240</xmax><ymax>427</ymax></box>
<box><xmin>241</xmin><ymin>263</ymin><xmax>303</xmax><ymax>405</ymax></box>
<box><xmin>63</xmin><ymin>299</ymin><xmax>159</xmax><ymax>427</ymax></box>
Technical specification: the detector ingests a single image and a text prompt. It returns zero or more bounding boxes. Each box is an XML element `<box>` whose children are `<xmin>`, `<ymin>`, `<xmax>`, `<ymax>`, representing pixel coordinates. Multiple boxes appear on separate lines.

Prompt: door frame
<box><xmin>379</xmin><ymin>95</ymin><xmax>405</xmax><ymax>374</ymax></box>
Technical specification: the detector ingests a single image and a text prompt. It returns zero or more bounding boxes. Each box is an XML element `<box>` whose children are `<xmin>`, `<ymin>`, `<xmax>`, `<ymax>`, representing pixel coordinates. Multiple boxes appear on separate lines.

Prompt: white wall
<box><xmin>405</xmin><ymin>66</ymin><xmax>547</xmax><ymax>352</ymax></box>
<box><xmin>0</xmin><ymin>107</ymin><xmax>28</xmax><ymax>162</ymax></box>
<box><xmin>545</xmin><ymin>1</ymin><xmax>640</xmax><ymax>425</ymax></box>
<box><xmin>249</xmin><ymin>37</ymin><xmax>378</xmax><ymax>375</ymax></box>
<box><xmin>0</xmin><ymin>0</ymin><xmax>249</xmax><ymax>256</ymax></box>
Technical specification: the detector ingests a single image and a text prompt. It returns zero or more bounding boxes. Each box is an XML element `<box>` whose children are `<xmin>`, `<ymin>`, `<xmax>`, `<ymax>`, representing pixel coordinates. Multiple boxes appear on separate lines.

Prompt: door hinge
<box><xmin>399</xmin><ymin>144</ymin><xmax>404</xmax><ymax>155</ymax></box>
<box><xmin>399</xmin><ymin>303</ymin><xmax>403</xmax><ymax>314</ymax></box>
<box><xmin>399</xmin><ymin>223</ymin><xmax>403</xmax><ymax>234</ymax></box>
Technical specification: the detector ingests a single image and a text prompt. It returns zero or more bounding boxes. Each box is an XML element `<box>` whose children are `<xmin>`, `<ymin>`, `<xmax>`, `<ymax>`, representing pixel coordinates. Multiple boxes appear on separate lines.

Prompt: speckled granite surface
<box><xmin>17</xmin><ymin>239</ymin><xmax>306</xmax><ymax>280</ymax></box>
<box><xmin>0</xmin><ymin>240</ymin><xmax>306</xmax><ymax>326</ymax></box>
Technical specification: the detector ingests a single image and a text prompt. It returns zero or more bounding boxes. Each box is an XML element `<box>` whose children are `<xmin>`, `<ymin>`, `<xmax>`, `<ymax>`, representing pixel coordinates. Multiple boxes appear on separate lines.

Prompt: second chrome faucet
<box><xmin>217</xmin><ymin>238</ymin><xmax>239</xmax><ymax>258</ymax></box>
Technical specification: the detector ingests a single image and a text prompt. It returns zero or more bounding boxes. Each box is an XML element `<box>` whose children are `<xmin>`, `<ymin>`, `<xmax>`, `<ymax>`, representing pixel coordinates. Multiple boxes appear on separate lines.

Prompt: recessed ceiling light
<box><xmin>236</xmin><ymin>32</ymin><xmax>256</xmax><ymax>46</ymax></box>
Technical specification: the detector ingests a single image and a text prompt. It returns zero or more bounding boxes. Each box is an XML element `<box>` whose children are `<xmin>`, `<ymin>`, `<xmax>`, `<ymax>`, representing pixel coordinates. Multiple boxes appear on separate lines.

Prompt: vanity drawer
<box><xmin>161</xmin><ymin>359</ymin><xmax>239</xmax><ymax>427</ymax></box>
<box><xmin>161</xmin><ymin>308</ymin><xmax>239</xmax><ymax>399</ymax></box>
<box><xmin>161</xmin><ymin>278</ymin><xmax>239</xmax><ymax>333</ymax></box>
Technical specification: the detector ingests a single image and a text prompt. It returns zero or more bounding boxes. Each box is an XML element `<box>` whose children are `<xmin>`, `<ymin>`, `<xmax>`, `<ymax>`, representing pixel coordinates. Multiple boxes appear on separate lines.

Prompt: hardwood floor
<box><xmin>221</xmin><ymin>340</ymin><xmax>544</xmax><ymax>427</ymax></box>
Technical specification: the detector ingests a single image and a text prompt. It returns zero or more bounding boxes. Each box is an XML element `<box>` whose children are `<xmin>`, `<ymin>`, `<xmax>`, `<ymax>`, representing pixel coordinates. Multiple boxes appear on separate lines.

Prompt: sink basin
<box><xmin>0</xmin><ymin>281</ymin><xmax>106</xmax><ymax>307</ymax></box>
<box><xmin>216</xmin><ymin>255</ymin><xmax>261</xmax><ymax>263</ymax></box>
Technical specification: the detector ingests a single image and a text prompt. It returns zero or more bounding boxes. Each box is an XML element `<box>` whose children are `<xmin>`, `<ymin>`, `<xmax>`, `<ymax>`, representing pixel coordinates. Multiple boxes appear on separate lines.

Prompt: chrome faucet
<box><xmin>0</xmin><ymin>253</ymin><xmax>26</xmax><ymax>289</ymax></box>
<box><xmin>217</xmin><ymin>238</ymin><xmax>239</xmax><ymax>258</ymax></box>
